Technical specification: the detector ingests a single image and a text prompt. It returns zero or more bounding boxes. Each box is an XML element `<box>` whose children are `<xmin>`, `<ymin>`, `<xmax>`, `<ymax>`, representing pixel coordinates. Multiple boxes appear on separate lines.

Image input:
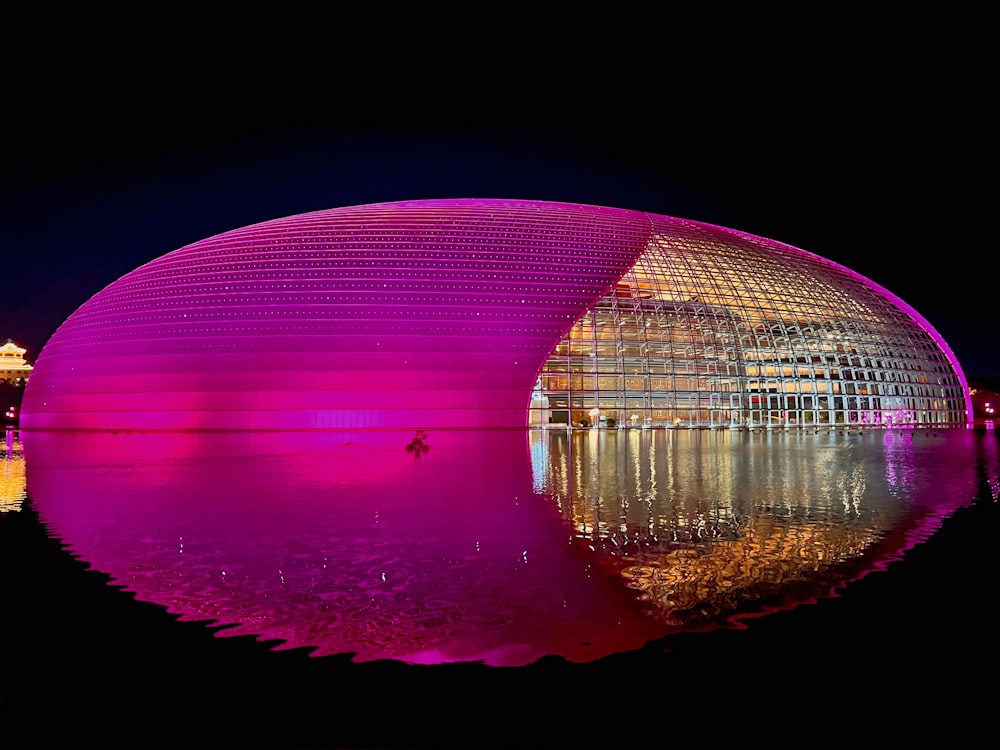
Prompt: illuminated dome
<box><xmin>19</xmin><ymin>199</ymin><xmax>971</xmax><ymax>432</ymax></box>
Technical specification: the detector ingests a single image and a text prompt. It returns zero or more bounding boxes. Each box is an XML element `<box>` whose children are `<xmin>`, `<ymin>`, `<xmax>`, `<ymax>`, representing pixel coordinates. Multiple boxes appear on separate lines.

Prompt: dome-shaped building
<box><xmin>19</xmin><ymin>199</ymin><xmax>971</xmax><ymax>432</ymax></box>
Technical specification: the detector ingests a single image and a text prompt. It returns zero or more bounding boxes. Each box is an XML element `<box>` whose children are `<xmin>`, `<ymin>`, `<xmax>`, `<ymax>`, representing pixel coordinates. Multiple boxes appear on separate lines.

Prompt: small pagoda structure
<box><xmin>0</xmin><ymin>340</ymin><xmax>33</xmax><ymax>385</ymax></box>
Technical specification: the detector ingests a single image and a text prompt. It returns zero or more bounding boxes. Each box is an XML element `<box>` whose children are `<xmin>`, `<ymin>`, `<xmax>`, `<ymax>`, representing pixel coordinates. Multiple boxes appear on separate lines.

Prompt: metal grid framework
<box><xmin>535</xmin><ymin>217</ymin><xmax>969</xmax><ymax>429</ymax></box>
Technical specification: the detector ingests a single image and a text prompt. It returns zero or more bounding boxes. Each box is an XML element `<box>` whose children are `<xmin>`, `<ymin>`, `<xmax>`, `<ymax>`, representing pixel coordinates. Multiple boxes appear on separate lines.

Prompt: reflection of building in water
<box><xmin>1</xmin><ymin>429</ymin><xmax>26</xmax><ymax>513</ymax></box>
<box><xmin>614</xmin><ymin>517</ymin><xmax>881</xmax><ymax>627</ymax></box>
<box><xmin>0</xmin><ymin>340</ymin><xmax>33</xmax><ymax>385</ymax></box>
<box><xmin>530</xmin><ymin>428</ymin><xmax>937</xmax><ymax>631</ymax></box>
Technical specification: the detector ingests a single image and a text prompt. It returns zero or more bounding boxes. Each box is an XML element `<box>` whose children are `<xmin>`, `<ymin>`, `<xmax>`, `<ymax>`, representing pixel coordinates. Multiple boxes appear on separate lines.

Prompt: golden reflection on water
<box><xmin>1</xmin><ymin>428</ymin><xmax>25</xmax><ymax>513</ymax></box>
<box><xmin>530</xmin><ymin>428</ymin><xmax>976</xmax><ymax>630</ymax></box>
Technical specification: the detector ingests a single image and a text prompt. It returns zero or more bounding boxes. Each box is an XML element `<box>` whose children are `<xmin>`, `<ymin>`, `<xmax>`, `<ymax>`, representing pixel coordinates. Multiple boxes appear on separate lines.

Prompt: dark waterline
<box><xmin>1</xmin><ymin>426</ymin><xmax>997</xmax><ymax>747</ymax></box>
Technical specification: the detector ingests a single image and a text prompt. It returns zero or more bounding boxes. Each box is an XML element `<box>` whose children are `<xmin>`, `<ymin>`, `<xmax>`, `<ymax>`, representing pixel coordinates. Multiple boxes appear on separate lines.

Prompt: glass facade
<box><xmin>534</xmin><ymin>217</ymin><xmax>968</xmax><ymax>430</ymax></box>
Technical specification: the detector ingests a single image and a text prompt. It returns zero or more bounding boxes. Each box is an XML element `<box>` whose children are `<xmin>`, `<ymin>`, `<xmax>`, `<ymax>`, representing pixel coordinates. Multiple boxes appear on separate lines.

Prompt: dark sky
<box><xmin>3</xmin><ymin>43</ymin><xmax>996</xmax><ymax>378</ymax></box>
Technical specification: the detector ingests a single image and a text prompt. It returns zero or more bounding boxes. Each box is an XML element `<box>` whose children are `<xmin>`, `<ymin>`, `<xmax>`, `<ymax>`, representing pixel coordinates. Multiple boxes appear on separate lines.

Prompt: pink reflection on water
<box><xmin>21</xmin><ymin>428</ymin><xmax>986</xmax><ymax>667</ymax></box>
<box><xmin>22</xmin><ymin>430</ymin><xmax>667</xmax><ymax>667</ymax></box>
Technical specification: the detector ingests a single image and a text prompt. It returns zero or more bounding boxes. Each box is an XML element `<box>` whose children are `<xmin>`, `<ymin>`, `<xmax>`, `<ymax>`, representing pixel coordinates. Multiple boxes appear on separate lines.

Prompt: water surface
<box><xmin>19</xmin><ymin>426</ymin><xmax>992</xmax><ymax>667</ymax></box>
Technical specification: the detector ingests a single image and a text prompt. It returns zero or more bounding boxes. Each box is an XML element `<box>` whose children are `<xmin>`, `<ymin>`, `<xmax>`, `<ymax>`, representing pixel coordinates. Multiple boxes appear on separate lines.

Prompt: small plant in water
<box><xmin>406</xmin><ymin>430</ymin><xmax>429</xmax><ymax>456</ymax></box>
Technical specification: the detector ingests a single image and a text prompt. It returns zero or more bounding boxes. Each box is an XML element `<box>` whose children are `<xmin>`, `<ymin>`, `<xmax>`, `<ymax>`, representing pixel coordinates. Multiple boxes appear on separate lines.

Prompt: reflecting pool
<box><xmin>18</xmin><ymin>426</ymin><xmax>995</xmax><ymax>667</ymax></box>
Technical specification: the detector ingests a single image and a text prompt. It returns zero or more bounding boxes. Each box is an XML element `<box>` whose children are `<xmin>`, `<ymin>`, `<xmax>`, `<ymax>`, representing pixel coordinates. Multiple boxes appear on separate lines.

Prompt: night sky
<box><xmin>4</xmin><ymin>49</ymin><xmax>996</xmax><ymax>379</ymax></box>
<box><xmin>1</xmin><ymin>26</ymin><xmax>997</xmax><ymax>748</ymax></box>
